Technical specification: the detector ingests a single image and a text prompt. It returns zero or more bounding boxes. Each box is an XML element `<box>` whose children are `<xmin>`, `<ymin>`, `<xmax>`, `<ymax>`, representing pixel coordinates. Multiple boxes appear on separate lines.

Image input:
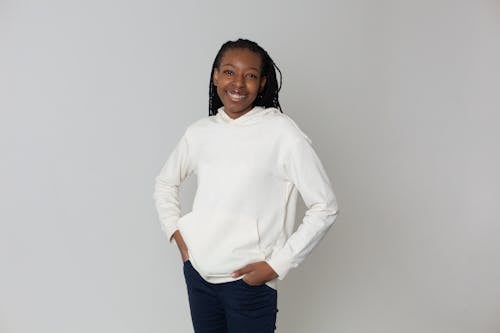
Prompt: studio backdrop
<box><xmin>1</xmin><ymin>0</ymin><xmax>499</xmax><ymax>332</ymax></box>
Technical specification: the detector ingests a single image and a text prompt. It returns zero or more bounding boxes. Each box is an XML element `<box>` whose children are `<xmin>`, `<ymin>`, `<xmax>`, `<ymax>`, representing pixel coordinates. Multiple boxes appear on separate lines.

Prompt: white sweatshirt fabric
<box><xmin>153</xmin><ymin>106</ymin><xmax>338</xmax><ymax>290</ymax></box>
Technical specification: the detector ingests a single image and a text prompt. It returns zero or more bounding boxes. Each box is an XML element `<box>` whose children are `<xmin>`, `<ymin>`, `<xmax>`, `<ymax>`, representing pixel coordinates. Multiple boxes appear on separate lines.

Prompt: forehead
<box><xmin>219</xmin><ymin>48</ymin><xmax>262</xmax><ymax>69</ymax></box>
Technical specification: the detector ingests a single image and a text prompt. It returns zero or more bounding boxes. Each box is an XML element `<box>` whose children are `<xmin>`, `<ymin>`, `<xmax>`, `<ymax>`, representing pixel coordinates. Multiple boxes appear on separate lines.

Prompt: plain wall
<box><xmin>1</xmin><ymin>0</ymin><xmax>499</xmax><ymax>332</ymax></box>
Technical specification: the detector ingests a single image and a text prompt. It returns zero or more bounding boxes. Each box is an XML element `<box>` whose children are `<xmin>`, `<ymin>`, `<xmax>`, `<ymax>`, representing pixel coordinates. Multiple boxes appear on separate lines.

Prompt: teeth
<box><xmin>228</xmin><ymin>92</ymin><xmax>247</xmax><ymax>100</ymax></box>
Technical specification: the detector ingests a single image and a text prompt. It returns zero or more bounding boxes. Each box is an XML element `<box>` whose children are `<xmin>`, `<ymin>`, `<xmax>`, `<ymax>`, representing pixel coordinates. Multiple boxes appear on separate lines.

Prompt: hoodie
<box><xmin>153</xmin><ymin>106</ymin><xmax>339</xmax><ymax>290</ymax></box>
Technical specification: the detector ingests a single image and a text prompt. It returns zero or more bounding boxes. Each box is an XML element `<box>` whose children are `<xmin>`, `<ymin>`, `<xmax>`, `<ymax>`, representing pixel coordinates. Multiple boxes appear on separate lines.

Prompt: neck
<box><xmin>223</xmin><ymin>106</ymin><xmax>254</xmax><ymax>119</ymax></box>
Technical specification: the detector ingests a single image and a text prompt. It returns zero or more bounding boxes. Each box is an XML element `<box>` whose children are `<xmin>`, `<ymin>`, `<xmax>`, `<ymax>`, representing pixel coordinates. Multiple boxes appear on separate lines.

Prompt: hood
<box><xmin>213</xmin><ymin>106</ymin><xmax>280</xmax><ymax>126</ymax></box>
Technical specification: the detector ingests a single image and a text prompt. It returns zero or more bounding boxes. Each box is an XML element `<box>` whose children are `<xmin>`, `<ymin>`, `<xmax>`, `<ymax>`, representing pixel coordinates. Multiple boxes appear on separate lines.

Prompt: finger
<box><xmin>231</xmin><ymin>264</ymin><xmax>253</xmax><ymax>277</ymax></box>
<box><xmin>243</xmin><ymin>274</ymin><xmax>263</xmax><ymax>286</ymax></box>
<box><xmin>242</xmin><ymin>275</ymin><xmax>255</xmax><ymax>285</ymax></box>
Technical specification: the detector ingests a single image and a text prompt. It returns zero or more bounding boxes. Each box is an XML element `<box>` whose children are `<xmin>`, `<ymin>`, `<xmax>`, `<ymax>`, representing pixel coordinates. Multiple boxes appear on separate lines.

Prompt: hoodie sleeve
<box><xmin>153</xmin><ymin>132</ymin><xmax>194</xmax><ymax>244</ymax></box>
<box><xmin>266</xmin><ymin>136</ymin><xmax>339</xmax><ymax>279</ymax></box>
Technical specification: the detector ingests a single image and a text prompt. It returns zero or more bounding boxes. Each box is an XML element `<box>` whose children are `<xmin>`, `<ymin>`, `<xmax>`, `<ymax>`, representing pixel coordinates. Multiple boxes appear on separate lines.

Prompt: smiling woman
<box><xmin>208</xmin><ymin>39</ymin><xmax>283</xmax><ymax>118</ymax></box>
<box><xmin>154</xmin><ymin>38</ymin><xmax>338</xmax><ymax>333</ymax></box>
<box><xmin>212</xmin><ymin>48</ymin><xmax>267</xmax><ymax>118</ymax></box>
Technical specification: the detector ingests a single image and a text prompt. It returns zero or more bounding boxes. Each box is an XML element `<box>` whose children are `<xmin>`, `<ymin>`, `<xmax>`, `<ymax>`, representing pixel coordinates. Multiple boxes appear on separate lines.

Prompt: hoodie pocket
<box><xmin>177</xmin><ymin>210</ymin><xmax>265</xmax><ymax>277</ymax></box>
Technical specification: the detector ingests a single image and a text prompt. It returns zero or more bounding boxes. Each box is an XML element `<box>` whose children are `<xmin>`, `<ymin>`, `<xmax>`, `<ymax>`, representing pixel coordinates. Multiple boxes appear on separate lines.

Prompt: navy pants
<box><xmin>183</xmin><ymin>260</ymin><xmax>278</xmax><ymax>332</ymax></box>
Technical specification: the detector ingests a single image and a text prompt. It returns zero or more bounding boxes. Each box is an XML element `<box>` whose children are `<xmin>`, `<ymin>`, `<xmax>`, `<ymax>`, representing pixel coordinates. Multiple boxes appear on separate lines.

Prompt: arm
<box><xmin>171</xmin><ymin>230</ymin><xmax>189</xmax><ymax>261</ymax></box>
<box><xmin>232</xmin><ymin>136</ymin><xmax>339</xmax><ymax>285</ymax></box>
<box><xmin>266</xmin><ymin>136</ymin><xmax>339</xmax><ymax>280</ymax></box>
<box><xmin>153</xmin><ymin>133</ymin><xmax>194</xmax><ymax>246</ymax></box>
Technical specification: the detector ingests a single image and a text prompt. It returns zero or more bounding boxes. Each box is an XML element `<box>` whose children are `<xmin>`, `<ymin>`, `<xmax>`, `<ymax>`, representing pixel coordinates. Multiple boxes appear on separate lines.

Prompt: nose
<box><xmin>233</xmin><ymin>73</ymin><xmax>244</xmax><ymax>87</ymax></box>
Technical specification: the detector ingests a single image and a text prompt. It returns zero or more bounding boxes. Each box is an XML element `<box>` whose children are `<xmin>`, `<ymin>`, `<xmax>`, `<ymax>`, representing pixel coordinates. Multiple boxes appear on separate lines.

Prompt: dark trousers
<box><xmin>183</xmin><ymin>260</ymin><xmax>278</xmax><ymax>333</ymax></box>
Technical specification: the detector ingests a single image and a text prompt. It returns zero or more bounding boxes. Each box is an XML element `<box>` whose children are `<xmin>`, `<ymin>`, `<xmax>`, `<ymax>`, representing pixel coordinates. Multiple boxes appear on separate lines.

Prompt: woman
<box><xmin>153</xmin><ymin>38</ymin><xmax>339</xmax><ymax>332</ymax></box>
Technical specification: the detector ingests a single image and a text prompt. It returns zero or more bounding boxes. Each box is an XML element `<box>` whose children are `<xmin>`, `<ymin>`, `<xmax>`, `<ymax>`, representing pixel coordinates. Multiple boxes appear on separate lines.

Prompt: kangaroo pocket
<box><xmin>177</xmin><ymin>210</ymin><xmax>265</xmax><ymax>277</ymax></box>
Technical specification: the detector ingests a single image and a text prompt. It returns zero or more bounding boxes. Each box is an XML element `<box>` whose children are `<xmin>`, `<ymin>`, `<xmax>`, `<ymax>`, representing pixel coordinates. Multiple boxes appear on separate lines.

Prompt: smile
<box><xmin>227</xmin><ymin>91</ymin><xmax>248</xmax><ymax>102</ymax></box>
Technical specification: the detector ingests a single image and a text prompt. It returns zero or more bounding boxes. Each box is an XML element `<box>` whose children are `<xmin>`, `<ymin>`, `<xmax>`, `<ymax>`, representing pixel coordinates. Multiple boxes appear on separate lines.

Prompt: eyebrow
<box><xmin>221</xmin><ymin>63</ymin><xmax>260</xmax><ymax>71</ymax></box>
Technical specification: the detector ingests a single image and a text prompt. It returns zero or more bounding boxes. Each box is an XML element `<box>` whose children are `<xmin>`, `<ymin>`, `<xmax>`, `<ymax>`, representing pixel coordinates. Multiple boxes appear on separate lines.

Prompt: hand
<box><xmin>171</xmin><ymin>230</ymin><xmax>189</xmax><ymax>262</ymax></box>
<box><xmin>231</xmin><ymin>261</ymin><xmax>279</xmax><ymax>286</ymax></box>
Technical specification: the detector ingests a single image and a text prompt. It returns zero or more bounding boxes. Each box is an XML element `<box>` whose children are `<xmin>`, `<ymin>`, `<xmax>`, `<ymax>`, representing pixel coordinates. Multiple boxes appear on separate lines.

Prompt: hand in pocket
<box><xmin>172</xmin><ymin>230</ymin><xmax>190</xmax><ymax>263</ymax></box>
<box><xmin>232</xmin><ymin>261</ymin><xmax>279</xmax><ymax>286</ymax></box>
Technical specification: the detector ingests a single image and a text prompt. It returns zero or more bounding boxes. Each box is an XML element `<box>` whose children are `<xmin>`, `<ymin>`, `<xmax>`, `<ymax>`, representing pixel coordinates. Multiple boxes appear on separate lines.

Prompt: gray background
<box><xmin>1</xmin><ymin>0</ymin><xmax>499</xmax><ymax>332</ymax></box>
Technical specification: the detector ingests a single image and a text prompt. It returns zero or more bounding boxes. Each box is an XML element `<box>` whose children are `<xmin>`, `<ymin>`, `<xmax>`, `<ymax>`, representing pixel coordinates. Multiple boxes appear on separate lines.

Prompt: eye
<box><xmin>223</xmin><ymin>70</ymin><xmax>234</xmax><ymax>76</ymax></box>
<box><xmin>246</xmin><ymin>73</ymin><xmax>258</xmax><ymax>79</ymax></box>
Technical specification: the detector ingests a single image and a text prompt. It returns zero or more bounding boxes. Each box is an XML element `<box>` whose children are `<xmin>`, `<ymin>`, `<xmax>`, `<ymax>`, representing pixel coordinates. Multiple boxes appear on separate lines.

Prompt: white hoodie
<box><xmin>153</xmin><ymin>106</ymin><xmax>339</xmax><ymax>290</ymax></box>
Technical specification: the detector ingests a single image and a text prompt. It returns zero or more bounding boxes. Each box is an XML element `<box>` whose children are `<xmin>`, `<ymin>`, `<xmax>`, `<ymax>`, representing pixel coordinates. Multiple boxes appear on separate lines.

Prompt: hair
<box><xmin>209</xmin><ymin>38</ymin><xmax>283</xmax><ymax>116</ymax></box>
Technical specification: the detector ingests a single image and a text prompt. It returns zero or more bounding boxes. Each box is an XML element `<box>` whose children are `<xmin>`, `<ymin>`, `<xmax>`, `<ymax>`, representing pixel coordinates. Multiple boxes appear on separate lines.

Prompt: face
<box><xmin>213</xmin><ymin>48</ymin><xmax>267</xmax><ymax>119</ymax></box>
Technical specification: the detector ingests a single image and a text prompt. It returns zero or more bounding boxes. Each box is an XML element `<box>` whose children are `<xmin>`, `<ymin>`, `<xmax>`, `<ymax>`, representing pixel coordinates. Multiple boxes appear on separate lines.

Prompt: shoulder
<box><xmin>267</xmin><ymin>109</ymin><xmax>312</xmax><ymax>144</ymax></box>
<box><xmin>183</xmin><ymin>116</ymin><xmax>213</xmax><ymax>137</ymax></box>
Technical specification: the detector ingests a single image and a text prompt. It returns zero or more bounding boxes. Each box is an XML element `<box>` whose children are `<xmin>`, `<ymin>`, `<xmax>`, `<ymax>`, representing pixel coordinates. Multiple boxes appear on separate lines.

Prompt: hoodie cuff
<box><xmin>266</xmin><ymin>254</ymin><xmax>296</xmax><ymax>280</ymax></box>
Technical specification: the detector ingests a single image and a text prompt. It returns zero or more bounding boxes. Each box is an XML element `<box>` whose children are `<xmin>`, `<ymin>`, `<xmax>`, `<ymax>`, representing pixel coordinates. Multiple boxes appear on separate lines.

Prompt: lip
<box><xmin>227</xmin><ymin>91</ymin><xmax>248</xmax><ymax>102</ymax></box>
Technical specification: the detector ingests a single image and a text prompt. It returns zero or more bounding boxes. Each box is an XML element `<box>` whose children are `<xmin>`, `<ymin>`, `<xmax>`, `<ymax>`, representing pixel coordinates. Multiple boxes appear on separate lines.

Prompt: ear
<box><xmin>259</xmin><ymin>75</ymin><xmax>267</xmax><ymax>92</ymax></box>
<box><xmin>213</xmin><ymin>68</ymin><xmax>219</xmax><ymax>86</ymax></box>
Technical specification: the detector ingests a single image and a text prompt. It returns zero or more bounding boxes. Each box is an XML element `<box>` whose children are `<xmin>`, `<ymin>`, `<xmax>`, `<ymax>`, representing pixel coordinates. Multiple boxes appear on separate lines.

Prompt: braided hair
<box><xmin>209</xmin><ymin>38</ymin><xmax>283</xmax><ymax>116</ymax></box>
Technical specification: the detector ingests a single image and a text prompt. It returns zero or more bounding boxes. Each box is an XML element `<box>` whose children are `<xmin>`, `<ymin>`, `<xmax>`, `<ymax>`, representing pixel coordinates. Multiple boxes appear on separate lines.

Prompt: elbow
<box><xmin>324</xmin><ymin>201</ymin><xmax>339</xmax><ymax>228</ymax></box>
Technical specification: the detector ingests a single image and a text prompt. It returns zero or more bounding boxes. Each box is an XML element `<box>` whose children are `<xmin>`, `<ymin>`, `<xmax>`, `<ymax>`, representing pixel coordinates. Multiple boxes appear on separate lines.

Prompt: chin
<box><xmin>225</xmin><ymin>103</ymin><xmax>253</xmax><ymax>114</ymax></box>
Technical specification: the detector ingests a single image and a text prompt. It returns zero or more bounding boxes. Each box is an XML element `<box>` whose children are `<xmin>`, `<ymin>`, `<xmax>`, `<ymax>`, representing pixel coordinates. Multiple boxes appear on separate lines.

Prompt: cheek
<box><xmin>216</xmin><ymin>85</ymin><xmax>225</xmax><ymax>98</ymax></box>
<box><xmin>248</xmin><ymin>81</ymin><xmax>262</xmax><ymax>94</ymax></box>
